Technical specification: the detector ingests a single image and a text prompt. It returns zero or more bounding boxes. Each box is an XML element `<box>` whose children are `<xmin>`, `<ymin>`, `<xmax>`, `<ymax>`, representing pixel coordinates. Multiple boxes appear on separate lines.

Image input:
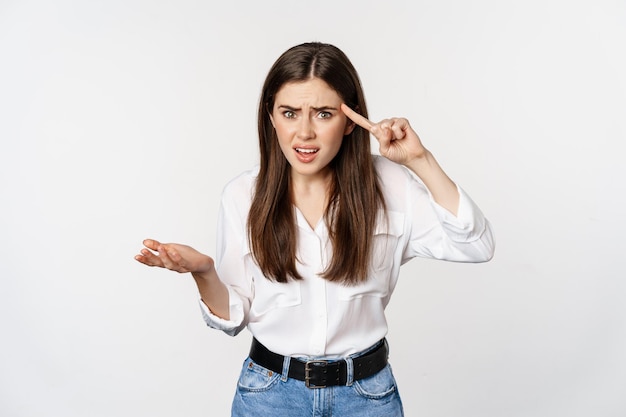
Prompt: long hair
<box><xmin>247</xmin><ymin>42</ymin><xmax>385</xmax><ymax>285</ymax></box>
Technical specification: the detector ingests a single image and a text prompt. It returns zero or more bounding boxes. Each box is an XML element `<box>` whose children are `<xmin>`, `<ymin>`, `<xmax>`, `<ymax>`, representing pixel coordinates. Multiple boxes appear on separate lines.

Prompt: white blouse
<box><xmin>199</xmin><ymin>156</ymin><xmax>495</xmax><ymax>358</ymax></box>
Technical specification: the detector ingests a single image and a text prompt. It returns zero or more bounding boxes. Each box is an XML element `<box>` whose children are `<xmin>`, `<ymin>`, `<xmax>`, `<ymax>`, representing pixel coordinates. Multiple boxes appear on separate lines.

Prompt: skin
<box><xmin>135</xmin><ymin>77</ymin><xmax>459</xmax><ymax>319</ymax></box>
<box><xmin>269</xmin><ymin>78</ymin><xmax>355</xmax><ymax>227</ymax></box>
<box><xmin>340</xmin><ymin>103</ymin><xmax>459</xmax><ymax>214</ymax></box>
<box><xmin>270</xmin><ymin>78</ymin><xmax>355</xmax><ymax>183</ymax></box>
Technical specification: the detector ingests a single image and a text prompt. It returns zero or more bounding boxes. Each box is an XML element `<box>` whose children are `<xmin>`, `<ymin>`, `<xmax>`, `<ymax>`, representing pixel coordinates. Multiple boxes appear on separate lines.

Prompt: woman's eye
<box><xmin>318</xmin><ymin>111</ymin><xmax>332</xmax><ymax>119</ymax></box>
<box><xmin>283</xmin><ymin>111</ymin><xmax>296</xmax><ymax>119</ymax></box>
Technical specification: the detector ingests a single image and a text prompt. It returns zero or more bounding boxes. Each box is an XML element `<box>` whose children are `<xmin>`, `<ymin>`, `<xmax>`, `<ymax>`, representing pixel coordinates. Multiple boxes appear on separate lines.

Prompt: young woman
<box><xmin>135</xmin><ymin>42</ymin><xmax>495</xmax><ymax>416</ymax></box>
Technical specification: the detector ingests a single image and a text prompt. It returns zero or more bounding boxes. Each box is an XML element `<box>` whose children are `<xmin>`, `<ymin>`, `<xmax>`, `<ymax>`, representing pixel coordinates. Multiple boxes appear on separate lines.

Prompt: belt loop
<box><xmin>281</xmin><ymin>355</ymin><xmax>291</xmax><ymax>382</ymax></box>
<box><xmin>345</xmin><ymin>356</ymin><xmax>354</xmax><ymax>386</ymax></box>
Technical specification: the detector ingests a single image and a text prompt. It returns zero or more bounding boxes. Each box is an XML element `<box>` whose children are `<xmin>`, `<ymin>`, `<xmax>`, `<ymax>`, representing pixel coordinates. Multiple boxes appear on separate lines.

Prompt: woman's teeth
<box><xmin>296</xmin><ymin>148</ymin><xmax>318</xmax><ymax>154</ymax></box>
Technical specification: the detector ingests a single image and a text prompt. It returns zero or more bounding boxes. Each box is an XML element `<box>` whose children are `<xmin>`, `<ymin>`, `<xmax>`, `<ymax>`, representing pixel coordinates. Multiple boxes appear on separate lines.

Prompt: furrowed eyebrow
<box><xmin>276</xmin><ymin>105</ymin><xmax>338</xmax><ymax>112</ymax></box>
<box><xmin>277</xmin><ymin>105</ymin><xmax>300</xmax><ymax>111</ymax></box>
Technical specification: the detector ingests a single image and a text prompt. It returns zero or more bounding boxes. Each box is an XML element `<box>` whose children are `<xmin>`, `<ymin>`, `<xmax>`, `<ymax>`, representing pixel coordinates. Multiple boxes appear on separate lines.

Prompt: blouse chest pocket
<box><xmin>370</xmin><ymin>210</ymin><xmax>405</xmax><ymax>272</ymax></box>
<box><xmin>240</xmin><ymin>239</ymin><xmax>303</xmax><ymax>317</ymax></box>
<box><xmin>338</xmin><ymin>210</ymin><xmax>405</xmax><ymax>301</ymax></box>
<box><xmin>249</xmin><ymin>272</ymin><xmax>302</xmax><ymax>317</ymax></box>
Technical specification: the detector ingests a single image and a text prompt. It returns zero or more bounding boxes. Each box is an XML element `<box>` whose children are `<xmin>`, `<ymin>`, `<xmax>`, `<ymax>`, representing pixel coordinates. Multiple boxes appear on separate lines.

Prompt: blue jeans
<box><xmin>231</xmin><ymin>347</ymin><xmax>404</xmax><ymax>416</ymax></box>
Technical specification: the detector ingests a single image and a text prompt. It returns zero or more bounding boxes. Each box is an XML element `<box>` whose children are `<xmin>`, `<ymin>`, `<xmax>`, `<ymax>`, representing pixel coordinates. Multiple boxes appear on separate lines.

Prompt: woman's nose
<box><xmin>297</xmin><ymin>117</ymin><xmax>314</xmax><ymax>140</ymax></box>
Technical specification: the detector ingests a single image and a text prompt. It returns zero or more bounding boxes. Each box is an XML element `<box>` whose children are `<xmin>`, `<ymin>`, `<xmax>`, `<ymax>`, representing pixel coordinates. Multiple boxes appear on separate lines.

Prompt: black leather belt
<box><xmin>249</xmin><ymin>338</ymin><xmax>388</xmax><ymax>388</ymax></box>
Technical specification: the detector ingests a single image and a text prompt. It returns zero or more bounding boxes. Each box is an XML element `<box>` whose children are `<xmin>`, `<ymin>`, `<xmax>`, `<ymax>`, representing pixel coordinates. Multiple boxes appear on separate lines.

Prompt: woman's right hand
<box><xmin>134</xmin><ymin>239</ymin><xmax>214</xmax><ymax>274</ymax></box>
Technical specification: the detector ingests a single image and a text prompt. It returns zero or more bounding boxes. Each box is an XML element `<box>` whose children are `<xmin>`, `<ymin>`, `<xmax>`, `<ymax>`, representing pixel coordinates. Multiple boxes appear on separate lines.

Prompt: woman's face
<box><xmin>270</xmin><ymin>77</ymin><xmax>355</xmax><ymax>183</ymax></box>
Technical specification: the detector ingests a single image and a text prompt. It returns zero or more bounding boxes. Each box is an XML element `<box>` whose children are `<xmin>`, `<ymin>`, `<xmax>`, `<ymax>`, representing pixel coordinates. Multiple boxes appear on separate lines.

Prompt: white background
<box><xmin>1</xmin><ymin>0</ymin><xmax>625</xmax><ymax>416</ymax></box>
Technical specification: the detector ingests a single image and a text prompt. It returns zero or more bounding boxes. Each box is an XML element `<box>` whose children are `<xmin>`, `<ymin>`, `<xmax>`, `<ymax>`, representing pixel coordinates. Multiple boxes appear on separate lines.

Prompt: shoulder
<box><xmin>373</xmin><ymin>155</ymin><xmax>429</xmax><ymax>210</ymax></box>
<box><xmin>220</xmin><ymin>166</ymin><xmax>259</xmax><ymax>206</ymax></box>
<box><xmin>373</xmin><ymin>155</ymin><xmax>416</xmax><ymax>186</ymax></box>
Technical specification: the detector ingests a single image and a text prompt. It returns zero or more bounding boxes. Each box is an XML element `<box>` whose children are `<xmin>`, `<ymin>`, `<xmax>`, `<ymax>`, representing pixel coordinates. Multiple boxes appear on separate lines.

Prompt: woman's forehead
<box><xmin>274</xmin><ymin>78</ymin><xmax>341</xmax><ymax>106</ymax></box>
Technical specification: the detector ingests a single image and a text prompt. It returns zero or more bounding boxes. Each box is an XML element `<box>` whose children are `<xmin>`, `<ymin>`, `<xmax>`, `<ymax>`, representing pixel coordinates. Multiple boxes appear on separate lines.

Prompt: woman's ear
<box><xmin>344</xmin><ymin>120</ymin><xmax>356</xmax><ymax>135</ymax></box>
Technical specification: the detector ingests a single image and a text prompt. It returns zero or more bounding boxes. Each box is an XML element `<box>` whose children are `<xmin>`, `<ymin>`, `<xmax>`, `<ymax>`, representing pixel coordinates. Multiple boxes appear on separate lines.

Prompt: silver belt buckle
<box><xmin>304</xmin><ymin>360</ymin><xmax>329</xmax><ymax>388</ymax></box>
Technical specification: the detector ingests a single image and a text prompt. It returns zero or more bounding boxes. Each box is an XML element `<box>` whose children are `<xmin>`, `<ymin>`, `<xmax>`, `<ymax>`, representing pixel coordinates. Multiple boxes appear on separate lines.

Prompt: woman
<box><xmin>135</xmin><ymin>42</ymin><xmax>495</xmax><ymax>416</ymax></box>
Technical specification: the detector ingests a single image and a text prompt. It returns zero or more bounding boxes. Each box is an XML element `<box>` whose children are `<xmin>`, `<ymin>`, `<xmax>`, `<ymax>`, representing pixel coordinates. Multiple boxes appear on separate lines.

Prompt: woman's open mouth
<box><xmin>294</xmin><ymin>147</ymin><xmax>319</xmax><ymax>163</ymax></box>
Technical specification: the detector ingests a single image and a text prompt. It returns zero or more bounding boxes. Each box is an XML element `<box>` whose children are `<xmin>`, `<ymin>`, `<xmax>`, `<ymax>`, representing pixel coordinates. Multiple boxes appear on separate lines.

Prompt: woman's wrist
<box><xmin>403</xmin><ymin>150</ymin><xmax>460</xmax><ymax>215</ymax></box>
<box><xmin>403</xmin><ymin>150</ymin><xmax>435</xmax><ymax>177</ymax></box>
<box><xmin>191</xmin><ymin>257</ymin><xmax>216</xmax><ymax>281</ymax></box>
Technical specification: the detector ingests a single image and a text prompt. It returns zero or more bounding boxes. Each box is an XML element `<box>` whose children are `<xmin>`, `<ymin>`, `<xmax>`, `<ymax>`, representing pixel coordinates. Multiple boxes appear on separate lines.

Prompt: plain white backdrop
<box><xmin>1</xmin><ymin>0</ymin><xmax>625</xmax><ymax>416</ymax></box>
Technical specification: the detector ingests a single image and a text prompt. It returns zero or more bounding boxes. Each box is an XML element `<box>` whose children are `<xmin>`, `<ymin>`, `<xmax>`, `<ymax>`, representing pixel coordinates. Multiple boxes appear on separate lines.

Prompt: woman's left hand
<box><xmin>341</xmin><ymin>103</ymin><xmax>427</xmax><ymax>166</ymax></box>
<box><xmin>341</xmin><ymin>103</ymin><xmax>460</xmax><ymax>214</ymax></box>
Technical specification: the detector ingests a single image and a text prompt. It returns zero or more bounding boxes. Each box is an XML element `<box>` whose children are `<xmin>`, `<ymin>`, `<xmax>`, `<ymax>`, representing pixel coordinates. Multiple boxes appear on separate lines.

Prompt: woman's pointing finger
<box><xmin>341</xmin><ymin>103</ymin><xmax>373</xmax><ymax>131</ymax></box>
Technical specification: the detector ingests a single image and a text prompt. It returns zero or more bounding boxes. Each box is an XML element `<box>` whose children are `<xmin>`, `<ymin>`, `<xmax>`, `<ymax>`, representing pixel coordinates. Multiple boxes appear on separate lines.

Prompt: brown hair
<box><xmin>247</xmin><ymin>42</ymin><xmax>385</xmax><ymax>285</ymax></box>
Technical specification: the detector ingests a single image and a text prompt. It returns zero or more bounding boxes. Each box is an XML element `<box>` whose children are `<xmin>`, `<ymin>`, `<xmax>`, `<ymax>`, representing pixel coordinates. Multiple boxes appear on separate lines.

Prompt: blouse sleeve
<box><xmin>395</xmin><ymin>163</ymin><xmax>495</xmax><ymax>263</ymax></box>
<box><xmin>198</xmin><ymin>173</ymin><xmax>255</xmax><ymax>336</ymax></box>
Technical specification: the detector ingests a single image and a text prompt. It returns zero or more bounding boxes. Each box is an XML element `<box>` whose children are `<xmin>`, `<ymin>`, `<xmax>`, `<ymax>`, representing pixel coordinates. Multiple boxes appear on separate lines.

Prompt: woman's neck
<box><xmin>290</xmin><ymin>170</ymin><xmax>332</xmax><ymax>229</ymax></box>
